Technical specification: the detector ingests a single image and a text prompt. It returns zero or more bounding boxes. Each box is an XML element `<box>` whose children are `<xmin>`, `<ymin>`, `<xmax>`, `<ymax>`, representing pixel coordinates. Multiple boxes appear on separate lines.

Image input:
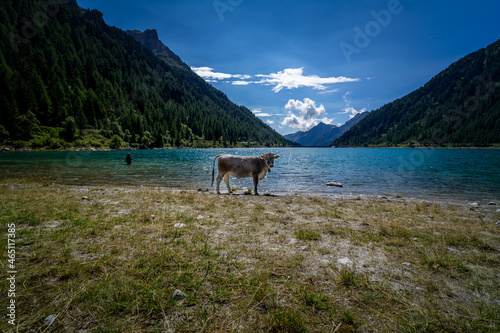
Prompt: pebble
<box><xmin>288</xmin><ymin>238</ymin><xmax>298</xmax><ymax>245</ymax></box>
<box><xmin>174</xmin><ymin>223</ymin><xmax>186</xmax><ymax>228</ymax></box>
<box><xmin>44</xmin><ymin>315</ymin><xmax>57</xmax><ymax>326</ymax></box>
<box><xmin>172</xmin><ymin>289</ymin><xmax>186</xmax><ymax>300</ymax></box>
<box><xmin>402</xmin><ymin>262</ymin><xmax>412</xmax><ymax>266</ymax></box>
<box><xmin>488</xmin><ymin>202</ymin><xmax>497</xmax><ymax>206</ymax></box>
<box><xmin>82</xmin><ymin>196</ymin><xmax>88</xmax><ymax>200</ymax></box>
<box><xmin>337</xmin><ymin>257</ymin><xmax>353</xmax><ymax>266</ymax></box>
<box><xmin>470</xmin><ymin>202</ymin><xmax>479</xmax><ymax>207</ymax></box>
<box><xmin>299</xmin><ymin>246</ymin><xmax>308</xmax><ymax>251</ymax></box>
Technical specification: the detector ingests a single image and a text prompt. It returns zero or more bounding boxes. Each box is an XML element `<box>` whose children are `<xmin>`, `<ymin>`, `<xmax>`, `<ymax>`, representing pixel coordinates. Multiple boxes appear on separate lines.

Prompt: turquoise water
<box><xmin>1</xmin><ymin>148</ymin><xmax>499</xmax><ymax>201</ymax></box>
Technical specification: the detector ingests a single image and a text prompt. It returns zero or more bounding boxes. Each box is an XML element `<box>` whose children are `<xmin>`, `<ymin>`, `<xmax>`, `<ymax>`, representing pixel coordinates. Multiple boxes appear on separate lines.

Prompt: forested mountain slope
<box><xmin>333</xmin><ymin>40</ymin><xmax>500</xmax><ymax>147</ymax></box>
<box><xmin>0</xmin><ymin>0</ymin><xmax>287</xmax><ymax>148</ymax></box>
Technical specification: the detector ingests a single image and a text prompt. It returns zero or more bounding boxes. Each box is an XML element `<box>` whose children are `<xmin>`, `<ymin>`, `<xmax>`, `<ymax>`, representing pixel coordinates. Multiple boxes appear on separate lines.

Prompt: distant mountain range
<box><xmin>284</xmin><ymin>112</ymin><xmax>368</xmax><ymax>146</ymax></box>
<box><xmin>333</xmin><ymin>40</ymin><xmax>500</xmax><ymax>147</ymax></box>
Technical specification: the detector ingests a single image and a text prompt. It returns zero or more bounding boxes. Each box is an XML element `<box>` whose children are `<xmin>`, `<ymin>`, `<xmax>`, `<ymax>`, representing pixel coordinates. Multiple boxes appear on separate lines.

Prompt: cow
<box><xmin>211</xmin><ymin>153</ymin><xmax>280</xmax><ymax>195</ymax></box>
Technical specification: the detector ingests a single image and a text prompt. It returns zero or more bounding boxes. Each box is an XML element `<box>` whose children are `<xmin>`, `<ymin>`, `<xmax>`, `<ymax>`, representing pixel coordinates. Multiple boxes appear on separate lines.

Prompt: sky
<box><xmin>77</xmin><ymin>0</ymin><xmax>500</xmax><ymax>135</ymax></box>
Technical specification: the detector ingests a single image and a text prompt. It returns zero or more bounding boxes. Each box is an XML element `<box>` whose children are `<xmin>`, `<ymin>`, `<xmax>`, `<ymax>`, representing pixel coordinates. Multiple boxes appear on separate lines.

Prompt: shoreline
<box><xmin>4</xmin><ymin>179</ymin><xmax>498</xmax><ymax>211</ymax></box>
<box><xmin>2</xmin><ymin>145</ymin><xmax>500</xmax><ymax>152</ymax></box>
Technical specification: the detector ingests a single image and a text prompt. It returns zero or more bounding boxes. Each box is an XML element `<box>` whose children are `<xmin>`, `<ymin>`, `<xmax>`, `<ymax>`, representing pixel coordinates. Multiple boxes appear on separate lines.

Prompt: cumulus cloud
<box><xmin>339</xmin><ymin>91</ymin><xmax>367</xmax><ymax>119</ymax></box>
<box><xmin>281</xmin><ymin>98</ymin><xmax>333</xmax><ymax>130</ymax></box>
<box><xmin>192</xmin><ymin>66</ymin><xmax>360</xmax><ymax>92</ymax></box>
<box><xmin>256</xmin><ymin>67</ymin><xmax>359</xmax><ymax>93</ymax></box>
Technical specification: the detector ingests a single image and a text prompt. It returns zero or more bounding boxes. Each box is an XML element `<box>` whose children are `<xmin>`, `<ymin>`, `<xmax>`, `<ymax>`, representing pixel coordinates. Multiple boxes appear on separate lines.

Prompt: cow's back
<box><xmin>218</xmin><ymin>155</ymin><xmax>264</xmax><ymax>177</ymax></box>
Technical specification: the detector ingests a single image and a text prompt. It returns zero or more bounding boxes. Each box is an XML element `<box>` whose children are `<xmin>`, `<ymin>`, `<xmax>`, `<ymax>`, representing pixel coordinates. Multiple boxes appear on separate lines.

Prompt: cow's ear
<box><xmin>260</xmin><ymin>154</ymin><xmax>265</xmax><ymax>159</ymax></box>
<box><xmin>274</xmin><ymin>154</ymin><xmax>280</xmax><ymax>159</ymax></box>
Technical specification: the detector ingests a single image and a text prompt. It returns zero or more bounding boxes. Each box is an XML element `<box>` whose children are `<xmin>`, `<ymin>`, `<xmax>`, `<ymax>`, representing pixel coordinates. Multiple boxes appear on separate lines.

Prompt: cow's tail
<box><xmin>211</xmin><ymin>154</ymin><xmax>222</xmax><ymax>187</ymax></box>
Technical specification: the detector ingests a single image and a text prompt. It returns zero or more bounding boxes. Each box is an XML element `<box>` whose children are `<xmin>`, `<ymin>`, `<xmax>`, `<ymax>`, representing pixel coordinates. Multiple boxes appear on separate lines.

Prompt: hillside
<box><xmin>126</xmin><ymin>29</ymin><xmax>189</xmax><ymax>70</ymax></box>
<box><xmin>284</xmin><ymin>112</ymin><xmax>368</xmax><ymax>146</ymax></box>
<box><xmin>333</xmin><ymin>40</ymin><xmax>500</xmax><ymax>147</ymax></box>
<box><xmin>0</xmin><ymin>0</ymin><xmax>287</xmax><ymax>149</ymax></box>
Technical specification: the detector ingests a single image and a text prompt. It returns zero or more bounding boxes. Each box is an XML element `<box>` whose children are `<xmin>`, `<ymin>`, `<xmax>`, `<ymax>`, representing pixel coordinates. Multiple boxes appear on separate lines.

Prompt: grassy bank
<box><xmin>1</xmin><ymin>182</ymin><xmax>499</xmax><ymax>332</ymax></box>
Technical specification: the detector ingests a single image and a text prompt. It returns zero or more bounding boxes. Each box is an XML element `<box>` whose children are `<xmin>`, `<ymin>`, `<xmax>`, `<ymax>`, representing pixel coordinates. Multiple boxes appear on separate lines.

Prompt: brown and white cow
<box><xmin>211</xmin><ymin>153</ymin><xmax>280</xmax><ymax>195</ymax></box>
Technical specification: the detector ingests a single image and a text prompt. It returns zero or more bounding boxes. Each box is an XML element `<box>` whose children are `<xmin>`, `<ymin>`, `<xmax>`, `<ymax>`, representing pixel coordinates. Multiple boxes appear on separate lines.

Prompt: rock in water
<box><xmin>326</xmin><ymin>182</ymin><xmax>343</xmax><ymax>187</ymax></box>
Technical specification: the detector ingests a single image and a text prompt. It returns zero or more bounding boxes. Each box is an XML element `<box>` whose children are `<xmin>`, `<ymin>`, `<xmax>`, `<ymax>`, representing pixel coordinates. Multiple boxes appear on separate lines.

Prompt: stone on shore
<box><xmin>44</xmin><ymin>315</ymin><xmax>57</xmax><ymax>326</ymax></box>
<box><xmin>173</xmin><ymin>289</ymin><xmax>186</xmax><ymax>300</ymax></box>
<box><xmin>337</xmin><ymin>257</ymin><xmax>353</xmax><ymax>266</ymax></box>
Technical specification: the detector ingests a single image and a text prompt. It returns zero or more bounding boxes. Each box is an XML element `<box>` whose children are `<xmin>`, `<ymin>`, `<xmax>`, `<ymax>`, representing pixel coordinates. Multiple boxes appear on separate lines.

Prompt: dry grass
<box><xmin>0</xmin><ymin>182</ymin><xmax>499</xmax><ymax>332</ymax></box>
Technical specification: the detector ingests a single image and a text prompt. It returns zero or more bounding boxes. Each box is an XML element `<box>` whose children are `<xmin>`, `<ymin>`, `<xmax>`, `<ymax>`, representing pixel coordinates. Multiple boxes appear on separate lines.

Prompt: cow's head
<box><xmin>261</xmin><ymin>152</ymin><xmax>280</xmax><ymax>172</ymax></box>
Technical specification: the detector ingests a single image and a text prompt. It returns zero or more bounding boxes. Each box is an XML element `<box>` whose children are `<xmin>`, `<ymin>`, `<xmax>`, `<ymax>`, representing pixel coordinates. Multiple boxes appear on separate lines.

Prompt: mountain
<box><xmin>284</xmin><ymin>122</ymin><xmax>336</xmax><ymax>146</ymax></box>
<box><xmin>333</xmin><ymin>40</ymin><xmax>500</xmax><ymax>147</ymax></box>
<box><xmin>126</xmin><ymin>29</ymin><xmax>188</xmax><ymax>70</ymax></box>
<box><xmin>0</xmin><ymin>0</ymin><xmax>287</xmax><ymax>149</ymax></box>
<box><xmin>284</xmin><ymin>112</ymin><xmax>368</xmax><ymax>146</ymax></box>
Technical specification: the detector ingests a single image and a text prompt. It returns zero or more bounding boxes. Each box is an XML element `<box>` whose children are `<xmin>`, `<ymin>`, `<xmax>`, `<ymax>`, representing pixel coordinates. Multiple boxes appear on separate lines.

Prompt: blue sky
<box><xmin>77</xmin><ymin>0</ymin><xmax>500</xmax><ymax>135</ymax></box>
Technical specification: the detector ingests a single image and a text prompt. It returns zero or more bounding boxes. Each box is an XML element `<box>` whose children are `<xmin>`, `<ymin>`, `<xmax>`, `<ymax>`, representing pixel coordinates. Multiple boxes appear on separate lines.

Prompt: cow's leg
<box><xmin>216</xmin><ymin>172</ymin><xmax>225</xmax><ymax>194</ymax></box>
<box><xmin>224</xmin><ymin>174</ymin><xmax>232</xmax><ymax>193</ymax></box>
<box><xmin>253</xmin><ymin>175</ymin><xmax>259</xmax><ymax>195</ymax></box>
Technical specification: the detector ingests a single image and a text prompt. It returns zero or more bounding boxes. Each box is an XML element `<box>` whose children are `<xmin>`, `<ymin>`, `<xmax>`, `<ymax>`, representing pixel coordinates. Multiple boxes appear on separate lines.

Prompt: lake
<box><xmin>1</xmin><ymin>148</ymin><xmax>499</xmax><ymax>202</ymax></box>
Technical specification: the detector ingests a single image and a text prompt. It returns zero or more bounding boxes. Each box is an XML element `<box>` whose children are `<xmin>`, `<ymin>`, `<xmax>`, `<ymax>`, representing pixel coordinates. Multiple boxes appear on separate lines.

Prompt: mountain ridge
<box><xmin>126</xmin><ymin>29</ymin><xmax>189</xmax><ymax>70</ymax></box>
<box><xmin>284</xmin><ymin>112</ymin><xmax>368</xmax><ymax>146</ymax></box>
<box><xmin>0</xmin><ymin>0</ymin><xmax>287</xmax><ymax>149</ymax></box>
<box><xmin>333</xmin><ymin>40</ymin><xmax>500</xmax><ymax>147</ymax></box>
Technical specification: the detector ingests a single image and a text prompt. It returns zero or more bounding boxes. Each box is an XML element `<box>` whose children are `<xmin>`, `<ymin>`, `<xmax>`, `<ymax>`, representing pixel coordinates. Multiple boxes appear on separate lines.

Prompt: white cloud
<box><xmin>191</xmin><ymin>67</ymin><xmax>252</xmax><ymax>82</ymax></box>
<box><xmin>233</xmin><ymin>74</ymin><xmax>252</xmax><ymax>80</ymax></box>
<box><xmin>281</xmin><ymin>98</ymin><xmax>332</xmax><ymax>130</ymax></box>
<box><xmin>231</xmin><ymin>81</ymin><xmax>252</xmax><ymax>85</ymax></box>
<box><xmin>318</xmin><ymin>89</ymin><xmax>340</xmax><ymax>95</ymax></box>
<box><xmin>266</xmin><ymin>119</ymin><xmax>275</xmax><ymax>125</ymax></box>
<box><xmin>191</xmin><ymin>66</ymin><xmax>233</xmax><ymax>80</ymax></box>
<box><xmin>252</xmin><ymin>108</ymin><xmax>273</xmax><ymax>117</ymax></box>
<box><xmin>192</xmin><ymin>66</ymin><xmax>360</xmax><ymax>93</ymax></box>
<box><xmin>338</xmin><ymin>91</ymin><xmax>367</xmax><ymax>119</ymax></box>
<box><xmin>321</xmin><ymin>117</ymin><xmax>335</xmax><ymax>125</ymax></box>
<box><xmin>256</xmin><ymin>67</ymin><xmax>360</xmax><ymax>93</ymax></box>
